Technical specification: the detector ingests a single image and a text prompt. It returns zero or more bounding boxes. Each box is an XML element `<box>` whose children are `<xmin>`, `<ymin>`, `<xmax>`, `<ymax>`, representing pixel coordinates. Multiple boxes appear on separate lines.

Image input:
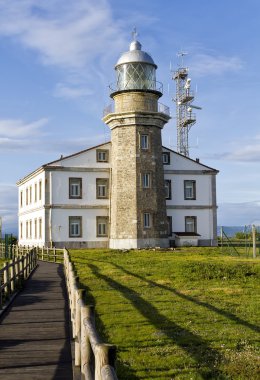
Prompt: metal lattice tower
<box><xmin>173</xmin><ymin>56</ymin><xmax>197</xmax><ymax>157</ymax></box>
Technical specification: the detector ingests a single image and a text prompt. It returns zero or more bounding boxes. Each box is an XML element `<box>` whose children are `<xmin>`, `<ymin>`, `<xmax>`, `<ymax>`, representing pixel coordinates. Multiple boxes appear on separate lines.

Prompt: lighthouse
<box><xmin>103</xmin><ymin>34</ymin><xmax>171</xmax><ymax>249</ymax></box>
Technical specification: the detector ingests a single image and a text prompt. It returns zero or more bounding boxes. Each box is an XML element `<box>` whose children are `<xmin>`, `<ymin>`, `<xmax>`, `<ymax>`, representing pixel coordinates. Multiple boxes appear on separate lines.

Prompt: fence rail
<box><xmin>0</xmin><ymin>248</ymin><xmax>37</xmax><ymax>310</ymax></box>
<box><xmin>35</xmin><ymin>246</ymin><xmax>64</xmax><ymax>263</ymax></box>
<box><xmin>64</xmin><ymin>249</ymin><xmax>118</xmax><ymax>380</ymax></box>
<box><xmin>219</xmin><ymin>225</ymin><xmax>260</xmax><ymax>258</ymax></box>
<box><xmin>0</xmin><ymin>245</ymin><xmax>118</xmax><ymax>378</ymax></box>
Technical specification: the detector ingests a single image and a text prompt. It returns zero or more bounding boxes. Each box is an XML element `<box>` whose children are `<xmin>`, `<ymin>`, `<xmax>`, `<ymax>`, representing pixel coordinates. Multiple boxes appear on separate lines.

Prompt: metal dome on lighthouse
<box><xmin>111</xmin><ymin>29</ymin><xmax>162</xmax><ymax>96</ymax></box>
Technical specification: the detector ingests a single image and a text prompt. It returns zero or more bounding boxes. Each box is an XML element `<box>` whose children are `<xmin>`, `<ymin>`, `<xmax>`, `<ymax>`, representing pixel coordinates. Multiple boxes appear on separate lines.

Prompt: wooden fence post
<box><xmin>10</xmin><ymin>259</ymin><xmax>15</xmax><ymax>292</ymax></box>
<box><xmin>72</xmin><ymin>275</ymin><xmax>79</xmax><ymax>339</ymax></box>
<box><xmin>15</xmin><ymin>258</ymin><xmax>19</xmax><ymax>288</ymax></box>
<box><xmin>0</xmin><ymin>272</ymin><xmax>2</xmax><ymax>309</ymax></box>
<box><xmin>252</xmin><ymin>225</ymin><xmax>256</xmax><ymax>258</ymax></box>
<box><xmin>3</xmin><ymin>262</ymin><xmax>10</xmax><ymax>298</ymax></box>
<box><xmin>75</xmin><ymin>289</ymin><xmax>86</xmax><ymax>366</ymax></box>
<box><xmin>81</xmin><ymin>305</ymin><xmax>95</xmax><ymax>379</ymax></box>
<box><xmin>95</xmin><ymin>344</ymin><xmax>117</xmax><ymax>380</ymax></box>
<box><xmin>20</xmin><ymin>256</ymin><xmax>25</xmax><ymax>285</ymax></box>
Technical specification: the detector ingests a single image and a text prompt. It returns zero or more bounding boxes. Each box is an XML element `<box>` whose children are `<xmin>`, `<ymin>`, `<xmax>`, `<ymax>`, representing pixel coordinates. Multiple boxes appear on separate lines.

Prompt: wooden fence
<box><xmin>0</xmin><ymin>243</ymin><xmax>24</xmax><ymax>259</ymax></box>
<box><xmin>64</xmin><ymin>249</ymin><xmax>118</xmax><ymax>380</ymax></box>
<box><xmin>35</xmin><ymin>246</ymin><xmax>64</xmax><ymax>263</ymax></box>
<box><xmin>0</xmin><ymin>248</ymin><xmax>37</xmax><ymax>310</ymax></box>
<box><xmin>0</xmin><ymin>245</ymin><xmax>119</xmax><ymax>378</ymax></box>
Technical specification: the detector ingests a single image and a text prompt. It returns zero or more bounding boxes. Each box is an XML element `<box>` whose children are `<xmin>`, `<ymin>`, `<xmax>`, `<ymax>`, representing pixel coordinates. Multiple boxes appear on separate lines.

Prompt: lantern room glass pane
<box><xmin>116</xmin><ymin>63</ymin><xmax>156</xmax><ymax>91</ymax></box>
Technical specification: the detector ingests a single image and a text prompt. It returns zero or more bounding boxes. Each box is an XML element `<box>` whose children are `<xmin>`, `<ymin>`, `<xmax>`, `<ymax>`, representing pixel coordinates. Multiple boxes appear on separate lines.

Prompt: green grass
<box><xmin>70</xmin><ymin>247</ymin><xmax>260</xmax><ymax>380</ymax></box>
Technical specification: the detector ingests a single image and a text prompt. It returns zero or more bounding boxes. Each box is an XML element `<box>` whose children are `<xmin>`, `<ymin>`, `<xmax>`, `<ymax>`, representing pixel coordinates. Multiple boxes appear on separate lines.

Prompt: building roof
<box><xmin>162</xmin><ymin>146</ymin><xmax>219</xmax><ymax>173</ymax></box>
<box><xmin>17</xmin><ymin>141</ymin><xmax>218</xmax><ymax>186</ymax></box>
<box><xmin>16</xmin><ymin>142</ymin><xmax>111</xmax><ymax>185</ymax></box>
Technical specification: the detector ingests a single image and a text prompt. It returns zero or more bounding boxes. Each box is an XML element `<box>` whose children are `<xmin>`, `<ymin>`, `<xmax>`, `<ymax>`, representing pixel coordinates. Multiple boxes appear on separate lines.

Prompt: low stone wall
<box><xmin>53</xmin><ymin>241</ymin><xmax>109</xmax><ymax>249</ymax></box>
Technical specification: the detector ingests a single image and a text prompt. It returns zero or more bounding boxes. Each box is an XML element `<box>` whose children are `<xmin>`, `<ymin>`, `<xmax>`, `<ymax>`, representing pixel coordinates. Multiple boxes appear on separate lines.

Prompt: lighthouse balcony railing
<box><xmin>103</xmin><ymin>101</ymin><xmax>170</xmax><ymax>117</ymax></box>
<box><xmin>108</xmin><ymin>80</ymin><xmax>163</xmax><ymax>94</ymax></box>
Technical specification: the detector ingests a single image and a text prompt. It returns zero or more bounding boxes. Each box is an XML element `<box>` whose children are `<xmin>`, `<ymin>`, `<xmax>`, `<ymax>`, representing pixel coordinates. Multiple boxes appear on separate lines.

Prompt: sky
<box><xmin>1</xmin><ymin>0</ymin><xmax>260</xmax><ymax>235</ymax></box>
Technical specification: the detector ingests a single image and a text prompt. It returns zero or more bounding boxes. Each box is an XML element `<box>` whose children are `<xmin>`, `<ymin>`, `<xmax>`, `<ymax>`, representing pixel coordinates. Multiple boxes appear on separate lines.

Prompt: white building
<box><xmin>17</xmin><ymin>37</ymin><xmax>218</xmax><ymax>249</ymax></box>
<box><xmin>17</xmin><ymin>142</ymin><xmax>218</xmax><ymax>248</ymax></box>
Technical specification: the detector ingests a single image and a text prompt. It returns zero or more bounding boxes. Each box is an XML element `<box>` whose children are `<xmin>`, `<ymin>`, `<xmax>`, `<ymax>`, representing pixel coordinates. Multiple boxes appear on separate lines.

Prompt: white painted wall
<box><xmin>18</xmin><ymin>170</ymin><xmax>46</xmax><ymax>247</ymax></box>
<box><xmin>51</xmin><ymin>170</ymin><xmax>110</xmax><ymax>205</ymax></box>
<box><xmin>17</xmin><ymin>143</ymin><xmax>217</xmax><ymax>248</ymax></box>
<box><xmin>167</xmin><ymin>208</ymin><xmax>214</xmax><ymax>240</ymax></box>
<box><xmin>163</xmin><ymin>148</ymin><xmax>218</xmax><ymax>243</ymax></box>
<box><xmin>51</xmin><ymin>208</ymin><xmax>109</xmax><ymax>243</ymax></box>
<box><xmin>48</xmin><ymin>142</ymin><xmax>111</xmax><ymax>169</ymax></box>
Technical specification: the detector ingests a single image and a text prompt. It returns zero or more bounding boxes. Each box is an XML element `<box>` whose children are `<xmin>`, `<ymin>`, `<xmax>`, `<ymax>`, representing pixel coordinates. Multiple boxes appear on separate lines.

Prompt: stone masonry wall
<box><xmin>104</xmin><ymin>91</ymin><xmax>170</xmax><ymax>243</ymax></box>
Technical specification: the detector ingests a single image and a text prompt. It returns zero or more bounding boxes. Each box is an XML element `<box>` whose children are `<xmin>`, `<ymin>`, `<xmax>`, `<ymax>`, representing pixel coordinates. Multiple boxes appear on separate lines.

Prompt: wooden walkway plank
<box><xmin>0</xmin><ymin>261</ymin><xmax>73</xmax><ymax>380</ymax></box>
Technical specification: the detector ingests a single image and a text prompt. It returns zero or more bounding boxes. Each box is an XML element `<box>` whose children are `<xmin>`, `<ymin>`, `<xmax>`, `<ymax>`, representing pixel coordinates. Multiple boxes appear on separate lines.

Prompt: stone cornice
<box><xmin>103</xmin><ymin>111</ymin><xmax>170</xmax><ymax>130</ymax></box>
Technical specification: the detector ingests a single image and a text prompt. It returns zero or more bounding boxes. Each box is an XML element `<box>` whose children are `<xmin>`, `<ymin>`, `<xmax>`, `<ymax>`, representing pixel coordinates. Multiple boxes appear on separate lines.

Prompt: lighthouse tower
<box><xmin>103</xmin><ymin>35</ymin><xmax>170</xmax><ymax>249</ymax></box>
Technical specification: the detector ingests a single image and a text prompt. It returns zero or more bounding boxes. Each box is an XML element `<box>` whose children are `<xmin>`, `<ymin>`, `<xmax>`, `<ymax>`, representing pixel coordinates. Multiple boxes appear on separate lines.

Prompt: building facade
<box><xmin>17</xmin><ymin>38</ymin><xmax>218</xmax><ymax>249</ymax></box>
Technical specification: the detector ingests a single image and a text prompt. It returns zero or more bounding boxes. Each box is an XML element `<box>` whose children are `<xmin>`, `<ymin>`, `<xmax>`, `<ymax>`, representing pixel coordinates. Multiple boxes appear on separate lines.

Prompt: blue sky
<box><xmin>1</xmin><ymin>0</ymin><xmax>260</xmax><ymax>235</ymax></box>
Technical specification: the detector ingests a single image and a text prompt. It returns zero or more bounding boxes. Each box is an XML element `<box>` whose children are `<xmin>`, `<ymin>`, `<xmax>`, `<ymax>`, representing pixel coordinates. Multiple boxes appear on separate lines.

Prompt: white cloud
<box><xmin>0</xmin><ymin>184</ymin><xmax>18</xmax><ymax>235</ymax></box>
<box><xmin>190</xmin><ymin>53</ymin><xmax>243</xmax><ymax>77</ymax></box>
<box><xmin>0</xmin><ymin>118</ymin><xmax>48</xmax><ymax>138</ymax></box>
<box><xmin>0</xmin><ymin>0</ymin><xmax>125</xmax><ymax>70</ymax></box>
<box><xmin>226</xmin><ymin>143</ymin><xmax>260</xmax><ymax>162</ymax></box>
<box><xmin>204</xmin><ymin>134</ymin><xmax>260</xmax><ymax>162</ymax></box>
<box><xmin>0</xmin><ymin>115</ymin><xmax>109</xmax><ymax>153</ymax></box>
<box><xmin>218</xmin><ymin>201</ymin><xmax>260</xmax><ymax>226</ymax></box>
<box><xmin>54</xmin><ymin>83</ymin><xmax>93</xmax><ymax>99</ymax></box>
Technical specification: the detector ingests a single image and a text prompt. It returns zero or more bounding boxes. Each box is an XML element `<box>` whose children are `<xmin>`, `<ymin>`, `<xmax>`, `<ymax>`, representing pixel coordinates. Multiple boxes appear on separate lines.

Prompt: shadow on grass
<box><xmin>112</xmin><ymin>263</ymin><xmax>260</xmax><ymax>334</ymax></box>
<box><xmin>77</xmin><ymin>277</ymin><xmax>139</xmax><ymax>380</ymax></box>
<box><xmin>88</xmin><ymin>263</ymin><xmax>224</xmax><ymax>380</ymax></box>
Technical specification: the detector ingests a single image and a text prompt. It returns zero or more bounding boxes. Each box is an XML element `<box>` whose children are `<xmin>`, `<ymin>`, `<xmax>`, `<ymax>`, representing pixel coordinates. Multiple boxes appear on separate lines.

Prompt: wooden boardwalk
<box><xmin>0</xmin><ymin>261</ymin><xmax>73</xmax><ymax>379</ymax></box>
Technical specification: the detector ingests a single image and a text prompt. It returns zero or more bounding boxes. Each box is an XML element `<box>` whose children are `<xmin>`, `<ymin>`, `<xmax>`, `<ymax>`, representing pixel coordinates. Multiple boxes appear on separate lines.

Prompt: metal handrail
<box><xmin>108</xmin><ymin>80</ymin><xmax>163</xmax><ymax>94</ymax></box>
<box><xmin>103</xmin><ymin>101</ymin><xmax>170</xmax><ymax>117</ymax></box>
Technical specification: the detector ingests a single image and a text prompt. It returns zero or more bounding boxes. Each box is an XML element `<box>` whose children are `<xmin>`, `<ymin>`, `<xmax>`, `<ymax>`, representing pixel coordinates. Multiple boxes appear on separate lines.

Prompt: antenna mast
<box><xmin>173</xmin><ymin>52</ymin><xmax>201</xmax><ymax>157</ymax></box>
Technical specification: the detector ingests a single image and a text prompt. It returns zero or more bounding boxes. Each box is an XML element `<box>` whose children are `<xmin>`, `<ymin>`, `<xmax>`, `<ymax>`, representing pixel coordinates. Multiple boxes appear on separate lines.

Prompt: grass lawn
<box><xmin>70</xmin><ymin>247</ymin><xmax>260</xmax><ymax>380</ymax></box>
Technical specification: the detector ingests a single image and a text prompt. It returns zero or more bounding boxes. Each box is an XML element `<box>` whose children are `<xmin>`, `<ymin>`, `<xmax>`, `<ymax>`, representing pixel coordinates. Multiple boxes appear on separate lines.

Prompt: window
<box><xmin>96</xmin><ymin>216</ymin><xmax>109</xmax><ymax>237</ymax></box>
<box><xmin>69</xmin><ymin>178</ymin><xmax>82</xmax><ymax>199</ymax></box>
<box><xmin>162</xmin><ymin>152</ymin><xmax>170</xmax><ymax>165</ymax></box>
<box><xmin>20</xmin><ymin>222</ymin><xmax>23</xmax><ymax>239</ymax></box>
<box><xmin>141</xmin><ymin>134</ymin><xmax>149</xmax><ymax>150</ymax></box>
<box><xmin>26</xmin><ymin>188</ymin><xmax>28</xmax><ymax>206</ymax></box>
<box><xmin>39</xmin><ymin>218</ymin><xmax>42</xmax><ymax>239</ymax></box>
<box><xmin>96</xmin><ymin>178</ymin><xmax>109</xmax><ymax>199</ymax></box>
<box><xmin>185</xmin><ymin>216</ymin><xmax>197</xmax><ymax>233</ymax></box>
<box><xmin>29</xmin><ymin>186</ymin><xmax>32</xmax><ymax>204</ymax></box>
<box><xmin>96</xmin><ymin>149</ymin><xmax>109</xmax><ymax>162</ymax></box>
<box><xmin>165</xmin><ymin>180</ymin><xmax>172</xmax><ymax>200</ymax></box>
<box><xmin>35</xmin><ymin>183</ymin><xmax>37</xmax><ymax>202</ymax></box>
<box><xmin>20</xmin><ymin>191</ymin><xmax>23</xmax><ymax>208</ymax></box>
<box><xmin>29</xmin><ymin>220</ymin><xmax>32</xmax><ymax>239</ymax></box>
<box><xmin>184</xmin><ymin>180</ymin><xmax>196</xmax><ymax>200</ymax></box>
<box><xmin>26</xmin><ymin>221</ymin><xmax>28</xmax><ymax>239</ymax></box>
<box><xmin>69</xmin><ymin>216</ymin><xmax>82</xmax><ymax>237</ymax></box>
<box><xmin>39</xmin><ymin>180</ymin><xmax>42</xmax><ymax>201</ymax></box>
<box><xmin>34</xmin><ymin>218</ymin><xmax>37</xmax><ymax>239</ymax></box>
<box><xmin>142</xmin><ymin>173</ymin><xmax>151</xmax><ymax>188</ymax></box>
<box><xmin>143</xmin><ymin>212</ymin><xmax>152</xmax><ymax>228</ymax></box>
<box><xmin>167</xmin><ymin>216</ymin><xmax>173</xmax><ymax>236</ymax></box>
